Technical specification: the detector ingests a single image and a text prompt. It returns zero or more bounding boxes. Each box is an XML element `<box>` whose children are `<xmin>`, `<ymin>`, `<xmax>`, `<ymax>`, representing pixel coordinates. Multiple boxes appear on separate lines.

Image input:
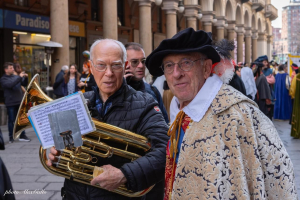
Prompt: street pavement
<box><xmin>0</xmin><ymin>120</ymin><xmax>300</xmax><ymax>200</ymax></box>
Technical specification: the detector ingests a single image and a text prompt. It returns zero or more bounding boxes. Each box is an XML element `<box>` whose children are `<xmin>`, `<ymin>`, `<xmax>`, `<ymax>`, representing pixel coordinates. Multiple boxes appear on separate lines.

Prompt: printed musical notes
<box><xmin>28</xmin><ymin>92</ymin><xmax>96</xmax><ymax>149</ymax></box>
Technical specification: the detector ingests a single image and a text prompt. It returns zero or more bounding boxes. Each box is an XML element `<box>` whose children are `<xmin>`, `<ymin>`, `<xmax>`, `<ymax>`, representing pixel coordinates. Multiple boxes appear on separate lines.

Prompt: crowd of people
<box><xmin>0</xmin><ymin>28</ymin><xmax>299</xmax><ymax>199</ymax></box>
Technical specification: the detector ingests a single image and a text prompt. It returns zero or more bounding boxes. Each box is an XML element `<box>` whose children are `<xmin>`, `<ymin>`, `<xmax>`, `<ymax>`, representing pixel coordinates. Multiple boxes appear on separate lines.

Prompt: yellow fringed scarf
<box><xmin>167</xmin><ymin>110</ymin><xmax>186</xmax><ymax>199</ymax></box>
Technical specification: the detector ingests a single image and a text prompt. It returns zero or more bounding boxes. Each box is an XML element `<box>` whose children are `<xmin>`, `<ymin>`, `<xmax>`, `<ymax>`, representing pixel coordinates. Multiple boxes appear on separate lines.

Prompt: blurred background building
<box><xmin>273</xmin><ymin>0</ymin><xmax>300</xmax><ymax>64</ymax></box>
<box><xmin>0</xmin><ymin>0</ymin><xmax>278</xmax><ymax>101</ymax></box>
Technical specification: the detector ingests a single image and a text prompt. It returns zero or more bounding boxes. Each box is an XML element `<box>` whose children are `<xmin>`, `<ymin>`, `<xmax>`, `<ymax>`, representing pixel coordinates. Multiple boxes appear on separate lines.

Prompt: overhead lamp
<box><xmin>197</xmin><ymin>9</ymin><xmax>203</xmax><ymax>19</ymax></box>
<box><xmin>178</xmin><ymin>1</ymin><xmax>184</xmax><ymax>13</ymax></box>
<box><xmin>224</xmin><ymin>20</ymin><xmax>228</xmax><ymax>27</ymax></box>
<box><xmin>213</xmin><ymin>14</ymin><xmax>217</xmax><ymax>23</ymax></box>
<box><xmin>13</xmin><ymin>31</ymin><xmax>27</xmax><ymax>35</ymax></box>
<box><xmin>35</xmin><ymin>34</ymin><xmax>51</xmax><ymax>38</ymax></box>
<box><xmin>155</xmin><ymin>0</ymin><xmax>162</xmax><ymax>6</ymax></box>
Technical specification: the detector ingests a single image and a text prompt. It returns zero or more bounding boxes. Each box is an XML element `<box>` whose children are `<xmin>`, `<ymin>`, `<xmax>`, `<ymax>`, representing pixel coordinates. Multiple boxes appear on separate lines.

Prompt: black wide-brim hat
<box><xmin>145</xmin><ymin>28</ymin><xmax>221</xmax><ymax>77</ymax></box>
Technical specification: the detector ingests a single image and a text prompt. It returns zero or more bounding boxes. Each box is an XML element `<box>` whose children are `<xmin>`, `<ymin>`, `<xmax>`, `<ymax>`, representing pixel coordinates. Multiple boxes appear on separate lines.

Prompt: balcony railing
<box><xmin>252</xmin><ymin>0</ymin><xmax>265</xmax><ymax>11</ymax></box>
<box><xmin>265</xmin><ymin>4</ymin><xmax>278</xmax><ymax>20</ymax></box>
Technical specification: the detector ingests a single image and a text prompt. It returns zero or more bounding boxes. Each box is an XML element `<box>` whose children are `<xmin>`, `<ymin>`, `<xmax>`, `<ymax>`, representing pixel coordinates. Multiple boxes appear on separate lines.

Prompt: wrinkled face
<box><xmin>126</xmin><ymin>49</ymin><xmax>146</xmax><ymax>81</ymax></box>
<box><xmin>5</xmin><ymin>65</ymin><xmax>15</xmax><ymax>75</ymax></box>
<box><xmin>163</xmin><ymin>53</ymin><xmax>212</xmax><ymax>107</ymax></box>
<box><xmin>90</xmin><ymin>41</ymin><xmax>124</xmax><ymax>98</ymax></box>
<box><xmin>70</xmin><ymin>65</ymin><xmax>76</xmax><ymax>74</ymax></box>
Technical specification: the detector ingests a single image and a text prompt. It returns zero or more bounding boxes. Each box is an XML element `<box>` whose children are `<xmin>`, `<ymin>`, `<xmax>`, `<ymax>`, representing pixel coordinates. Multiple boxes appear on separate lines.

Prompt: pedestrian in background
<box><xmin>273</xmin><ymin>65</ymin><xmax>292</xmax><ymax>120</ymax></box>
<box><xmin>13</xmin><ymin>63</ymin><xmax>28</xmax><ymax>92</ymax></box>
<box><xmin>241</xmin><ymin>66</ymin><xmax>257</xmax><ymax>100</ymax></box>
<box><xmin>61</xmin><ymin>64</ymin><xmax>80</xmax><ymax>96</ymax></box>
<box><xmin>78</xmin><ymin>61</ymin><xmax>96</xmax><ymax>93</ymax></box>
<box><xmin>252</xmin><ymin>62</ymin><xmax>272</xmax><ymax>118</ymax></box>
<box><xmin>53</xmin><ymin>65</ymin><xmax>69</xmax><ymax>99</ymax></box>
<box><xmin>124</xmin><ymin>42</ymin><xmax>169</xmax><ymax>124</ymax></box>
<box><xmin>291</xmin><ymin>71</ymin><xmax>300</xmax><ymax>138</ymax></box>
<box><xmin>0</xmin><ymin>62</ymin><xmax>31</xmax><ymax>143</ymax></box>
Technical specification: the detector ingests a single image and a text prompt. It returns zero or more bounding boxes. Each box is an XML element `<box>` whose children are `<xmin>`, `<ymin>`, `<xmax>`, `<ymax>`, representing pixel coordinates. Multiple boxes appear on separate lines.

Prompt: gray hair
<box><xmin>61</xmin><ymin>65</ymin><xmax>69</xmax><ymax>71</ymax></box>
<box><xmin>90</xmin><ymin>39</ymin><xmax>127</xmax><ymax>67</ymax></box>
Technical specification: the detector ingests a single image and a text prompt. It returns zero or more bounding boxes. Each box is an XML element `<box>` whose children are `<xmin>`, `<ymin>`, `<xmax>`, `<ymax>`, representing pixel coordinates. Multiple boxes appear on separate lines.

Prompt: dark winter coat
<box><xmin>53</xmin><ymin>70</ymin><xmax>65</xmax><ymax>97</ymax></box>
<box><xmin>0</xmin><ymin>74</ymin><xmax>27</xmax><ymax>106</ymax></box>
<box><xmin>79</xmin><ymin>73</ymin><xmax>96</xmax><ymax>92</ymax></box>
<box><xmin>63</xmin><ymin>80</ymin><xmax>169</xmax><ymax>200</ymax></box>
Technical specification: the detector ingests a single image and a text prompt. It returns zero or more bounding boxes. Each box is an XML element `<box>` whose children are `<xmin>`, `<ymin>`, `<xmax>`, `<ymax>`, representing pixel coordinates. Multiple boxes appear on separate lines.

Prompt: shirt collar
<box><xmin>170</xmin><ymin>74</ymin><xmax>223</xmax><ymax>123</ymax></box>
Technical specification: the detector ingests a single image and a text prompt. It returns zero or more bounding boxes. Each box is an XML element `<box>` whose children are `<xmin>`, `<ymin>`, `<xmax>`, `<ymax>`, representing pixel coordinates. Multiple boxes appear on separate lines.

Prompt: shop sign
<box><xmin>0</xmin><ymin>9</ymin><xmax>3</xmax><ymax>28</ymax></box>
<box><xmin>4</xmin><ymin>10</ymin><xmax>50</xmax><ymax>33</ymax></box>
<box><xmin>69</xmin><ymin>20</ymin><xmax>85</xmax><ymax>37</ymax></box>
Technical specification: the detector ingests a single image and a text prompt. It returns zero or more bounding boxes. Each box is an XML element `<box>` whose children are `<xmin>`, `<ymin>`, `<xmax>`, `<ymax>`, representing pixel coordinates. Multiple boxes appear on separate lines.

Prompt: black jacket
<box><xmin>53</xmin><ymin>70</ymin><xmax>65</xmax><ymax>97</ymax></box>
<box><xmin>63</xmin><ymin>81</ymin><xmax>169</xmax><ymax>200</ymax></box>
<box><xmin>0</xmin><ymin>74</ymin><xmax>27</xmax><ymax>106</ymax></box>
<box><xmin>0</xmin><ymin>157</ymin><xmax>15</xmax><ymax>200</ymax></box>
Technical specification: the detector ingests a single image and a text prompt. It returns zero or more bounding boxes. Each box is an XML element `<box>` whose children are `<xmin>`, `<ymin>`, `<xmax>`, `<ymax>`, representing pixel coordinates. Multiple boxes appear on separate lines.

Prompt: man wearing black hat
<box><xmin>145</xmin><ymin>28</ymin><xmax>297</xmax><ymax>199</ymax></box>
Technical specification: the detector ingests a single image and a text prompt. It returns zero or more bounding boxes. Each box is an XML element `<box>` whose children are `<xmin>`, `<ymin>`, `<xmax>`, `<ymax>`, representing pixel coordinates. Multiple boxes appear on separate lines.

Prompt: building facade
<box><xmin>0</xmin><ymin>0</ymin><xmax>278</xmax><ymax>90</ymax></box>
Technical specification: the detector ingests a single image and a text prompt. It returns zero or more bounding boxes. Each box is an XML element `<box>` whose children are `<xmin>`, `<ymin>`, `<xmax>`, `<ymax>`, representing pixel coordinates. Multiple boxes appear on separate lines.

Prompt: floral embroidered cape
<box><xmin>169</xmin><ymin>84</ymin><xmax>298</xmax><ymax>200</ymax></box>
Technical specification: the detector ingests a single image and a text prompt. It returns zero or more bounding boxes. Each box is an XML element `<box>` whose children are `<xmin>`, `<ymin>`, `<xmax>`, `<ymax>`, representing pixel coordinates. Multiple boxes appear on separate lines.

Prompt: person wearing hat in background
<box><xmin>291</xmin><ymin>63</ymin><xmax>298</xmax><ymax>81</ymax></box>
<box><xmin>145</xmin><ymin>28</ymin><xmax>297</xmax><ymax>199</ymax></box>
<box><xmin>78</xmin><ymin>61</ymin><xmax>96</xmax><ymax>92</ymax></box>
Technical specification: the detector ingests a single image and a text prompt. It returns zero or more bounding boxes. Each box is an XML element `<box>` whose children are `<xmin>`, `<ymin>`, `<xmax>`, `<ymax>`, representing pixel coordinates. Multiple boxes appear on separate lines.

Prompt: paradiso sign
<box><xmin>3</xmin><ymin>10</ymin><xmax>85</xmax><ymax>37</ymax></box>
<box><xmin>4</xmin><ymin>10</ymin><xmax>50</xmax><ymax>33</ymax></box>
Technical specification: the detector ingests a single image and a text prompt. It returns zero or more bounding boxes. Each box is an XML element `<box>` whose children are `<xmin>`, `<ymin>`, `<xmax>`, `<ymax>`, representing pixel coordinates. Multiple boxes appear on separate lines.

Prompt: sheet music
<box><xmin>28</xmin><ymin>92</ymin><xmax>95</xmax><ymax>149</ymax></box>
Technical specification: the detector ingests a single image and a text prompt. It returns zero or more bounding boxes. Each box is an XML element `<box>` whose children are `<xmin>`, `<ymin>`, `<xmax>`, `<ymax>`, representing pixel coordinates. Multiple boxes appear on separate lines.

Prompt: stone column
<box><xmin>184</xmin><ymin>3</ymin><xmax>200</xmax><ymax>30</ymax></box>
<box><xmin>245</xmin><ymin>28</ymin><xmax>252</xmax><ymax>65</ymax></box>
<box><xmin>236</xmin><ymin>26</ymin><xmax>244</xmax><ymax>63</ymax></box>
<box><xmin>257</xmin><ymin>32</ymin><xmax>267</xmax><ymax>57</ymax></box>
<box><xmin>162</xmin><ymin>0</ymin><xmax>179</xmax><ymax>38</ymax></box>
<box><xmin>103</xmin><ymin>0</ymin><xmax>118</xmax><ymax>40</ymax></box>
<box><xmin>217</xmin><ymin>26</ymin><xmax>224</xmax><ymax>41</ymax></box>
<box><xmin>227</xmin><ymin>22</ymin><xmax>236</xmax><ymax>59</ymax></box>
<box><xmin>135</xmin><ymin>0</ymin><xmax>154</xmax><ymax>82</ymax></box>
<box><xmin>267</xmin><ymin>35</ymin><xmax>273</xmax><ymax>60</ymax></box>
<box><xmin>202</xmin><ymin>12</ymin><xmax>213</xmax><ymax>32</ymax></box>
<box><xmin>186</xmin><ymin>17</ymin><xmax>197</xmax><ymax>29</ymax></box>
<box><xmin>50</xmin><ymin>0</ymin><xmax>69</xmax><ymax>85</ymax></box>
<box><xmin>252</xmin><ymin>31</ymin><xmax>258</xmax><ymax>61</ymax></box>
<box><xmin>135</xmin><ymin>0</ymin><xmax>154</xmax><ymax>56</ymax></box>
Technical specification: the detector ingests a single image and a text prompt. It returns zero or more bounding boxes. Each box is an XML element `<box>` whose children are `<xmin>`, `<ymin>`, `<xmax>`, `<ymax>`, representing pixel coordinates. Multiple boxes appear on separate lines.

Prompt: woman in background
<box><xmin>62</xmin><ymin>64</ymin><xmax>80</xmax><ymax>96</ymax></box>
<box><xmin>78</xmin><ymin>61</ymin><xmax>96</xmax><ymax>92</ymax></box>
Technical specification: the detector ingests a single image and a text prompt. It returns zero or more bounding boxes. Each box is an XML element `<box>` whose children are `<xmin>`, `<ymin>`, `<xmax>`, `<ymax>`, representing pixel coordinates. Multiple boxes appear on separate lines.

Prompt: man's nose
<box><xmin>105</xmin><ymin>66</ymin><xmax>114</xmax><ymax>76</ymax></box>
<box><xmin>137</xmin><ymin>61</ymin><xmax>144</xmax><ymax>69</ymax></box>
<box><xmin>172</xmin><ymin>64</ymin><xmax>183</xmax><ymax>79</ymax></box>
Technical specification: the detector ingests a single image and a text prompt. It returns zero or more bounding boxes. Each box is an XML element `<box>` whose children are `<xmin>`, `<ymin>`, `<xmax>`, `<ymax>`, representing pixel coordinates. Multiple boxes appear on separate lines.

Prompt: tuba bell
<box><xmin>13</xmin><ymin>74</ymin><xmax>154</xmax><ymax>197</ymax></box>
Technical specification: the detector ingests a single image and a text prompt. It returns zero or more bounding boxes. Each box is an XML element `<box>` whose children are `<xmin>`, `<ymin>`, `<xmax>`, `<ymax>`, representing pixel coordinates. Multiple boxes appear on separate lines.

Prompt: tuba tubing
<box><xmin>14</xmin><ymin>74</ymin><xmax>155</xmax><ymax>197</ymax></box>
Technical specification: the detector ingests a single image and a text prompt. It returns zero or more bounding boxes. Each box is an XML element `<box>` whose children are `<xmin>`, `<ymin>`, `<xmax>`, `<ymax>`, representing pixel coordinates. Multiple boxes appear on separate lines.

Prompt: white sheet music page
<box><xmin>28</xmin><ymin>92</ymin><xmax>96</xmax><ymax>149</ymax></box>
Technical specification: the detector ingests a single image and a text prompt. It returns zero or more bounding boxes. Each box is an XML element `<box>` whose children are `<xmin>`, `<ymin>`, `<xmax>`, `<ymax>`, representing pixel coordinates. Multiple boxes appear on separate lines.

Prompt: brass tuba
<box><xmin>13</xmin><ymin>74</ymin><xmax>154</xmax><ymax>197</ymax></box>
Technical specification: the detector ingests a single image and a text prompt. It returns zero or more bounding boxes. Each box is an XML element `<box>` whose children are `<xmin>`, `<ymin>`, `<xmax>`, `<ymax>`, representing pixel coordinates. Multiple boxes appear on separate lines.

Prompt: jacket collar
<box><xmin>170</xmin><ymin>74</ymin><xmax>223</xmax><ymax>123</ymax></box>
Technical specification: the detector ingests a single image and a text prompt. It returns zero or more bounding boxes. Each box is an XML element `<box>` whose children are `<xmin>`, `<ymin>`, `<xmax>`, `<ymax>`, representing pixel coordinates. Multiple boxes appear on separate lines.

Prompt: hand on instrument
<box><xmin>78</xmin><ymin>82</ymin><xmax>86</xmax><ymax>87</ymax></box>
<box><xmin>91</xmin><ymin>165</ymin><xmax>127</xmax><ymax>191</ymax></box>
<box><xmin>47</xmin><ymin>147</ymin><xmax>61</xmax><ymax>167</ymax></box>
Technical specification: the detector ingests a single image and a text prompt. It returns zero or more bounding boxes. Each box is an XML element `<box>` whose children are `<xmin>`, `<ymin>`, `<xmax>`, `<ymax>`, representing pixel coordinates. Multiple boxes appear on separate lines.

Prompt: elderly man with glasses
<box><xmin>146</xmin><ymin>28</ymin><xmax>297</xmax><ymax>199</ymax></box>
<box><xmin>47</xmin><ymin>39</ymin><xmax>169</xmax><ymax>200</ymax></box>
<box><xmin>124</xmin><ymin>42</ymin><xmax>169</xmax><ymax>123</ymax></box>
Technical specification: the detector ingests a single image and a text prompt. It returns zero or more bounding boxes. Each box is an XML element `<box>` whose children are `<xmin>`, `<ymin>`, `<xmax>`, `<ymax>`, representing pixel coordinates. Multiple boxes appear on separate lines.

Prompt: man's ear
<box><xmin>89</xmin><ymin>60</ymin><xmax>94</xmax><ymax>76</ymax></box>
<box><xmin>203</xmin><ymin>59</ymin><xmax>212</xmax><ymax>79</ymax></box>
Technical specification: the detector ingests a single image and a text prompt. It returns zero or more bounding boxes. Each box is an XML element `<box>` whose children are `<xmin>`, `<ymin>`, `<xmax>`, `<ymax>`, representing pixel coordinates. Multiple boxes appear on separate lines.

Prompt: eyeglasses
<box><xmin>161</xmin><ymin>58</ymin><xmax>203</xmax><ymax>74</ymax></box>
<box><xmin>128</xmin><ymin>59</ymin><xmax>146</xmax><ymax>68</ymax></box>
<box><xmin>90</xmin><ymin>60</ymin><xmax>123</xmax><ymax>72</ymax></box>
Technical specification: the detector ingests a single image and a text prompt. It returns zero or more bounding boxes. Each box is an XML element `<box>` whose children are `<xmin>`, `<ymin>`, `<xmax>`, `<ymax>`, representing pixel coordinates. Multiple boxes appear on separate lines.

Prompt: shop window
<box><xmin>14</xmin><ymin>0</ymin><xmax>29</xmax><ymax>6</ymax></box>
<box><xmin>91</xmin><ymin>0</ymin><xmax>99</xmax><ymax>21</ymax></box>
<box><xmin>117</xmin><ymin>0</ymin><xmax>124</xmax><ymax>26</ymax></box>
<box><xmin>12</xmin><ymin>31</ymin><xmax>50</xmax><ymax>89</ymax></box>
